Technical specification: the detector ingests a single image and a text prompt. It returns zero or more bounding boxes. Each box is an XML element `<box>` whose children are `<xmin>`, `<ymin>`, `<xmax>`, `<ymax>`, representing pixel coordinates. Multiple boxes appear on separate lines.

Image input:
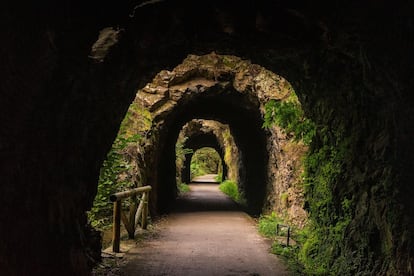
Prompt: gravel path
<box><xmin>120</xmin><ymin>182</ymin><xmax>289</xmax><ymax>276</ymax></box>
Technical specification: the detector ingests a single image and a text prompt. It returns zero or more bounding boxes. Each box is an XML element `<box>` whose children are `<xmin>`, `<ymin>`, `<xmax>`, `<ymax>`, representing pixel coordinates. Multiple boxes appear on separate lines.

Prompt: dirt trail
<box><xmin>120</xmin><ymin>180</ymin><xmax>289</xmax><ymax>276</ymax></box>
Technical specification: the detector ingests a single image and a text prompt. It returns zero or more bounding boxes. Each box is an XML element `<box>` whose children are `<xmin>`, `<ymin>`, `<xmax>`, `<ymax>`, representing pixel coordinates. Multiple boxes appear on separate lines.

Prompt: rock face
<box><xmin>1</xmin><ymin>1</ymin><xmax>413</xmax><ymax>275</ymax></box>
<box><xmin>133</xmin><ymin>53</ymin><xmax>306</xmax><ymax>222</ymax></box>
<box><xmin>176</xmin><ymin>119</ymin><xmax>239</xmax><ymax>185</ymax></box>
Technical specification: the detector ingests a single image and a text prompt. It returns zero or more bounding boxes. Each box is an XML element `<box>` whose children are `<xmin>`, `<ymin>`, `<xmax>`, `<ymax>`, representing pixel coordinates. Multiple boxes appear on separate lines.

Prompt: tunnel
<box><xmin>180</xmin><ymin>128</ymin><xmax>226</xmax><ymax>184</ymax></box>
<box><xmin>2</xmin><ymin>1</ymin><xmax>414</xmax><ymax>275</ymax></box>
<box><xmin>153</xmin><ymin>88</ymin><xmax>269</xmax><ymax>215</ymax></box>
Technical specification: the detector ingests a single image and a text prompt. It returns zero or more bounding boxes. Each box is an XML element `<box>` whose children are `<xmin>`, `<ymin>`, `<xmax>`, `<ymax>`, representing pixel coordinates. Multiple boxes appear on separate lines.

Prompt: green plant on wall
<box><xmin>219</xmin><ymin>180</ymin><xmax>242</xmax><ymax>203</ymax></box>
<box><xmin>175</xmin><ymin>136</ymin><xmax>193</xmax><ymax>191</ymax></box>
<box><xmin>190</xmin><ymin>147</ymin><xmax>222</xmax><ymax>179</ymax></box>
<box><xmin>262</xmin><ymin>91</ymin><xmax>356</xmax><ymax>274</ymax></box>
<box><xmin>263</xmin><ymin>94</ymin><xmax>315</xmax><ymax>145</ymax></box>
<box><xmin>88</xmin><ymin>134</ymin><xmax>141</xmax><ymax>228</ymax></box>
<box><xmin>88</xmin><ymin>100</ymin><xmax>151</xmax><ymax>229</ymax></box>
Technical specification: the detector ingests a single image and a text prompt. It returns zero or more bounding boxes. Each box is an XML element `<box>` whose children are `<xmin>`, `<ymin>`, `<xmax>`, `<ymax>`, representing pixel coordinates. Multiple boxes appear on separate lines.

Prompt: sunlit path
<box><xmin>191</xmin><ymin>174</ymin><xmax>219</xmax><ymax>183</ymax></box>
<box><xmin>120</xmin><ymin>181</ymin><xmax>288</xmax><ymax>276</ymax></box>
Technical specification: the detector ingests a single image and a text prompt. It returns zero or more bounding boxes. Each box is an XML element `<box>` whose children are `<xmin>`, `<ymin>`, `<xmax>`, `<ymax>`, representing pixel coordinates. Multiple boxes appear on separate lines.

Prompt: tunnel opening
<box><xmin>3</xmin><ymin>2</ymin><xmax>414</xmax><ymax>275</ymax></box>
<box><xmin>155</xmin><ymin>90</ymin><xmax>269</xmax><ymax>216</ymax></box>
<box><xmin>86</xmin><ymin>53</ymin><xmax>315</xmax><ymax>273</ymax></box>
<box><xmin>189</xmin><ymin>147</ymin><xmax>222</xmax><ymax>182</ymax></box>
<box><xmin>175</xmin><ymin>119</ymin><xmax>231</xmax><ymax>186</ymax></box>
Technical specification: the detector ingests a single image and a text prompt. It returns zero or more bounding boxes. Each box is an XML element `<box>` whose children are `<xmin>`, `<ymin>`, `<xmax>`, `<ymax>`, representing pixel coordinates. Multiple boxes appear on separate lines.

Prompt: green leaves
<box><xmin>88</xmin><ymin>133</ymin><xmax>142</xmax><ymax>229</ymax></box>
<box><xmin>219</xmin><ymin>180</ymin><xmax>242</xmax><ymax>203</ymax></box>
<box><xmin>263</xmin><ymin>95</ymin><xmax>315</xmax><ymax>145</ymax></box>
<box><xmin>190</xmin><ymin>148</ymin><xmax>221</xmax><ymax>179</ymax></box>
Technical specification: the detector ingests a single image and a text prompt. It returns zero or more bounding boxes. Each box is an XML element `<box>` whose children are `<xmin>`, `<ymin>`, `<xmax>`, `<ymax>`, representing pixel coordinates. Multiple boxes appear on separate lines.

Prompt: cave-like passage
<box><xmin>181</xmin><ymin>135</ymin><xmax>225</xmax><ymax>184</ymax></box>
<box><xmin>120</xmin><ymin>175</ymin><xmax>288</xmax><ymax>275</ymax></box>
<box><xmin>188</xmin><ymin>147</ymin><xmax>222</xmax><ymax>183</ymax></box>
<box><xmin>155</xmin><ymin>90</ymin><xmax>269</xmax><ymax>216</ymax></box>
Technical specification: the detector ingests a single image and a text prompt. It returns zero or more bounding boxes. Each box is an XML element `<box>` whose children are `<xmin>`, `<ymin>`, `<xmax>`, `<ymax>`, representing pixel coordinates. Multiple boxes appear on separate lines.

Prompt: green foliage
<box><xmin>263</xmin><ymin>94</ymin><xmax>315</xmax><ymax>145</ymax></box>
<box><xmin>215</xmin><ymin>173</ymin><xmax>223</xmax><ymax>183</ymax></box>
<box><xmin>218</xmin><ymin>180</ymin><xmax>241</xmax><ymax>203</ymax></box>
<box><xmin>88</xmin><ymin>134</ymin><xmax>142</xmax><ymax>229</ymax></box>
<box><xmin>262</xmin><ymin>92</ymin><xmax>358</xmax><ymax>274</ymax></box>
<box><xmin>190</xmin><ymin>147</ymin><xmax>222</xmax><ymax>179</ymax></box>
<box><xmin>177</xmin><ymin>182</ymin><xmax>190</xmax><ymax>194</ymax></box>
<box><xmin>290</xmin><ymin>127</ymin><xmax>353</xmax><ymax>275</ymax></box>
<box><xmin>258</xmin><ymin>212</ymin><xmax>284</xmax><ymax>238</ymax></box>
<box><xmin>258</xmin><ymin>212</ymin><xmax>305</xmax><ymax>274</ymax></box>
<box><xmin>175</xmin><ymin>137</ymin><xmax>193</xmax><ymax>184</ymax></box>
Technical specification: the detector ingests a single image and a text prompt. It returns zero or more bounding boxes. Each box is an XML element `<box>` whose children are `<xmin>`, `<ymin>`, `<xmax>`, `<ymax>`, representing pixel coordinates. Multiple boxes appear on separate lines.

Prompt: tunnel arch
<box><xmin>180</xmin><ymin>129</ymin><xmax>225</xmax><ymax>184</ymax></box>
<box><xmin>133</xmin><ymin>53</ymin><xmax>300</xmax><ymax>216</ymax></box>
<box><xmin>188</xmin><ymin>147</ymin><xmax>223</xmax><ymax>182</ymax></box>
<box><xmin>156</xmin><ymin>90</ymin><xmax>269</xmax><ymax>215</ymax></box>
<box><xmin>176</xmin><ymin>119</ymin><xmax>239</xmax><ymax>187</ymax></box>
<box><xmin>3</xmin><ymin>2</ymin><xmax>414</xmax><ymax>275</ymax></box>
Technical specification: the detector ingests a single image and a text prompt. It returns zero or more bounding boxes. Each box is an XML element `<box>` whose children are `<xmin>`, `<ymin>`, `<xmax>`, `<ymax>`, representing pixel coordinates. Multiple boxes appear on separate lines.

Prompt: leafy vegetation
<box><xmin>177</xmin><ymin>182</ymin><xmax>190</xmax><ymax>194</ymax></box>
<box><xmin>258</xmin><ymin>213</ymin><xmax>306</xmax><ymax>274</ymax></box>
<box><xmin>88</xmin><ymin>100</ymin><xmax>151</xmax><ymax>229</ymax></box>
<box><xmin>175</xmin><ymin>137</ymin><xmax>193</xmax><ymax>185</ymax></box>
<box><xmin>258</xmin><ymin>212</ymin><xmax>284</xmax><ymax>238</ymax></box>
<box><xmin>263</xmin><ymin>94</ymin><xmax>315</xmax><ymax>145</ymax></box>
<box><xmin>88</xmin><ymin>134</ymin><xmax>141</xmax><ymax>229</ymax></box>
<box><xmin>219</xmin><ymin>180</ymin><xmax>244</xmax><ymax>203</ymax></box>
<box><xmin>190</xmin><ymin>147</ymin><xmax>222</xmax><ymax>179</ymax></box>
<box><xmin>262</xmin><ymin>91</ymin><xmax>355</xmax><ymax>274</ymax></box>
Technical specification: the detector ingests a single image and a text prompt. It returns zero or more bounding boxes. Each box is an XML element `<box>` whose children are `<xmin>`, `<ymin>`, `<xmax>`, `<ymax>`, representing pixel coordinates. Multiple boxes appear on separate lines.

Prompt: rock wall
<box><xmin>132</xmin><ymin>53</ymin><xmax>307</xmax><ymax>222</ymax></box>
<box><xmin>176</xmin><ymin>119</ymin><xmax>239</xmax><ymax>184</ymax></box>
<box><xmin>1</xmin><ymin>1</ymin><xmax>413</xmax><ymax>274</ymax></box>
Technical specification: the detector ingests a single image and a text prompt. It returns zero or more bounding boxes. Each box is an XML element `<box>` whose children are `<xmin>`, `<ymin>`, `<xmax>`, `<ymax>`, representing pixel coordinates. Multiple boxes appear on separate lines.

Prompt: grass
<box><xmin>258</xmin><ymin>212</ymin><xmax>306</xmax><ymax>275</ymax></box>
<box><xmin>178</xmin><ymin>182</ymin><xmax>190</xmax><ymax>194</ymax></box>
<box><xmin>219</xmin><ymin>180</ymin><xmax>240</xmax><ymax>202</ymax></box>
<box><xmin>258</xmin><ymin>212</ymin><xmax>284</xmax><ymax>238</ymax></box>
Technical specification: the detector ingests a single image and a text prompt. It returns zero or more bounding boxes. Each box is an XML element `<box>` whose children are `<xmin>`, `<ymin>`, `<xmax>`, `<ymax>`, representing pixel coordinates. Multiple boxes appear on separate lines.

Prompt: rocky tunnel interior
<box><xmin>2</xmin><ymin>0</ymin><xmax>414</xmax><ymax>275</ymax></box>
<box><xmin>154</xmin><ymin>90</ymin><xmax>268</xmax><ymax>215</ymax></box>
<box><xmin>180</xmin><ymin>131</ymin><xmax>226</xmax><ymax>184</ymax></box>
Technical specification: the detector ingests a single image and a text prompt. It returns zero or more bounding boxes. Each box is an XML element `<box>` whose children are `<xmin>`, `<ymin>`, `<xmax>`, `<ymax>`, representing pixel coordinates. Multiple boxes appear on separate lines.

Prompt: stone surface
<box><xmin>130</xmin><ymin>53</ymin><xmax>306</xmax><ymax>226</ymax></box>
<box><xmin>1</xmin><ymin>1</ymin><xmax>413</xmax><ymax>274</ymax></box>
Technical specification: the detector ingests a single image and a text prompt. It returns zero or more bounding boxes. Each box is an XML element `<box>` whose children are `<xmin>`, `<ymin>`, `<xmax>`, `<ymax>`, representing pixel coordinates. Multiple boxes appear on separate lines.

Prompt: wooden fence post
<box><xmin>110</xmin><ymin>186</ymin><xmax>151</xmax><ymax>252</ymax></box>
<box><xmin>112</xmin><ymin>200</ymin><xmax>121</xmax><ymax>253</ymax></box>
<box><xmin>142</xmin><ymin>192</ymin><xmax>148</xmax><ymax>230</ymax></box>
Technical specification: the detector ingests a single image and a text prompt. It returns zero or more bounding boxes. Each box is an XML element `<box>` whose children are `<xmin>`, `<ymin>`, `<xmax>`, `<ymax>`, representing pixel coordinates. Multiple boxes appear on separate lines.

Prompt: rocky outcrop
<box><xmin>175</xmin><ymin>119</ymin><xmax>239</xmax><ymax>185</ymax></box>
<box><xmin>132</xmin><ymin>53</ymin><xmax>308</xmax><ymax>224</ymax></box>
<box><xmin>1</xmin><ymin>1</ymin><xmax>413</xmax><ymax>274</ymax></box>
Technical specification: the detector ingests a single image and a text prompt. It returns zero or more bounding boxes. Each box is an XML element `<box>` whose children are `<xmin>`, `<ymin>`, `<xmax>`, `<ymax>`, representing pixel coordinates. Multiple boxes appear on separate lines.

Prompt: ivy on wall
<box><xmin>262</xmin><ymin>91</ymin><xmax>357</xmax><ymax>274</ymax></box>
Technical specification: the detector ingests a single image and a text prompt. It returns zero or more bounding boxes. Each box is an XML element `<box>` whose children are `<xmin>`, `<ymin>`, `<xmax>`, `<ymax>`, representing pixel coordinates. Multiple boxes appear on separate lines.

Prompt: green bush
<box><xmin>190</xmin><ymin>147</ymin><xmax>222</xmax><ymax>178</ymax></box>
<box><xmin>263</xmin><ymin>94</ymin><xmax>315</xmax><ymax>145</ymax></box>
<box><xmin>262</xmin><ymin>92</ymin><xmax>357</xmax><ymax>274</ymax></box>
<box><xmin>258</xmin><ymin>212</ymin><xmax>284</xmax><ymax>238</ymax></box>
<box><xmin>177</xmin><ymin>182</ymin><xmax>190</xmax><ymax>194</ymax></box>
<box><xmin>88</xmin><ymin>134</ymin><xmax>141</xmax><ymax>229</ymax></box>
<box><xmin>218</xmin><ymin>180</ymin><xmax>240</xmax><ymax>202</ymax></box>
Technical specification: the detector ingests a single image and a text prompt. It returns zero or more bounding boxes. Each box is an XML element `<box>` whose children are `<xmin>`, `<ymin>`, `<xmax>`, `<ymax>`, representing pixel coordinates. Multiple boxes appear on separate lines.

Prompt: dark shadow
<box><xmin>172</xmin><ymin>184</ymin><xmax>241</xmax><ymax>213</ymax></box>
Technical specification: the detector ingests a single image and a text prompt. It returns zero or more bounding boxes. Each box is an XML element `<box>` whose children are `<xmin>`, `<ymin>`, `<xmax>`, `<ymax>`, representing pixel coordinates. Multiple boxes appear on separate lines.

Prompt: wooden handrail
<box><xmin>110</xmin><ymin>185</ymin><xmax>151</xmax><ymax>253</ymax></box>
<box><xmin>276</xmin><ymin>224</ymin><xmax>291</xmax><ymax>246</ymax></box>
<box><xmin>110</xmin><ymin>186</ymin><xmax>152</xmax><ymax>201</ymax></box>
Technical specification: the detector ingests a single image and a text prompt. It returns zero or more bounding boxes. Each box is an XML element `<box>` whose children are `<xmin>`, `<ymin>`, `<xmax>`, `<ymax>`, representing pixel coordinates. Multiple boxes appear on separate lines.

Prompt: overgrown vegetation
<box><xmin>262</xmin><ymin>92</ymin><xmax>355</xmax><ymax>274</ymax></box>
<box><xmin>177</xmin><ymin>182</ymin><xmax>190</xmax><ymax>194</ymax></box>
<box><xmin>88</xmin><ymin>101</ymin><xmax>151</xmax><ymax>229</ymax></box>
<box><xmin>88</xmin><ymin>135</ymin><xmax>141</xmax><ymax>229</ymax></box>
<box><xmin>258</xmin><ymin>212</ymin><xmax>306</xmax><ymax>275</ymax></box>
<box><xmin>175</xmin><ymin>136</ymin><xmax>193</xmax><ymax>186</ymax></box>
<box><xmin>190</xmin><ymin>147</ymin><xmax>222</xmax><ymax>179</ymax></box>
<box><xmin>219</xmin><ymin>180</ymin><xmax>244</xmax><ymax>204</ymax></box>
<box><xmin>263</xmin><ymin>94</ymin><xmax>315</xmax><ymax>145</ymax></box>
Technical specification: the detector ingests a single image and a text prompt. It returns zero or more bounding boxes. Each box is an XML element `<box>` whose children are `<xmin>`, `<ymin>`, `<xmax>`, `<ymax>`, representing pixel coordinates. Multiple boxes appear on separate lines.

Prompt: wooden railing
<box><xmin>110</xmin><ymin>186</ymin><xmax>152</xmax><ymax>253</ymax></box>
<box><xmin>276</xmin><ymin>224</ymin><xmax>291</xmax><ymax>246</ymax></box>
